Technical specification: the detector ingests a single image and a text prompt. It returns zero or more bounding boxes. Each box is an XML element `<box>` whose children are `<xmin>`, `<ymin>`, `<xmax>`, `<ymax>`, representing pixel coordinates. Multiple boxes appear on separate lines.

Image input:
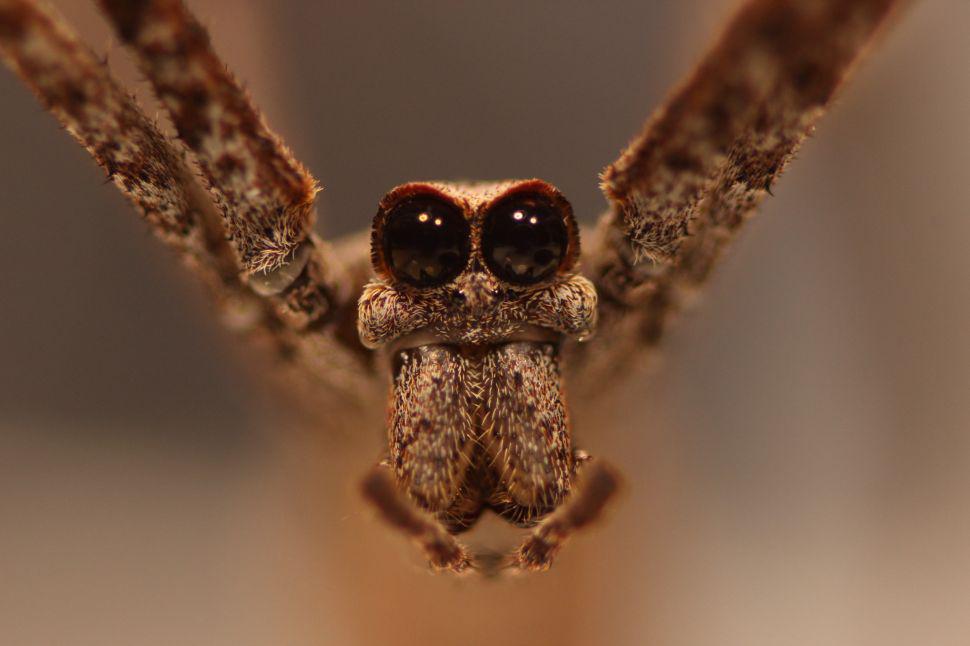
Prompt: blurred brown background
<box><xmin>2</xmin><ymin>1</ymin><xmax>968</xmax><ymax>644</ymax></box>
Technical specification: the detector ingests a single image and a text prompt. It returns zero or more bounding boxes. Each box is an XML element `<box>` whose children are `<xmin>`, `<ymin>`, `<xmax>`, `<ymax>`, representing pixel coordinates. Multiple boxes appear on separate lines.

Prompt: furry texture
<box><xmin>580</xmin><ymin>0</ymin><xmax>901</xmax><ymax>389</ymax></box>
<box><xmin>99</xmin><ymin>0</ymin><xmax>353</xmax><ymax>334</ymax></box>
<box><xmin>390</xmin><ymin>345</ymin><xmax>477</xmax><ymax>518</ymax></box>
<box><xmin>481</xmin><ymin>343</ymin><xmax>572</xmax><ymax>521</ymax></box>
<box><xmin>363</xmin><ymin>180</ymin><xmax>599</xmax><ymax>567</ymax></box>
<box><xmin>0</xmin><ymin>0</ymin><xmax>903</xmax><ymax>574</ymax></box>
<box><xmin>600</xmin><ymin>0</ymin><xmax>898</xmax><ymax>266</ymax></box>
<box><xmin>0</xmin><ymin>0</ymin><xmax>300</xmax><ymax>351</ymax></box>
<box><xmin>0</xmin><ymin>0</ymin><xmax>377</xmax><ymax>416</ymax></box>
<box><xmin>0</xmin><ymin>0</ymin><xmax>224</xmax><ymax>277</ymax></box>
<box><xmin>98</xmin><ymin>0</ymin><xmax>317</xmax><ymax>275</ymax></box>
<box><xmin>358</xmin><ymin>180</ymin><xmax>597</xmax><ymax>348</ymax></box>
<box><xmin>359</xmin><ymin>274</ymin><xmax>597</xmax><ymax>349</ymax></box>
<box><xmin>390</xmin><ymin>343</ymin><xmax>573</xmax><ymax>532</ymax></box>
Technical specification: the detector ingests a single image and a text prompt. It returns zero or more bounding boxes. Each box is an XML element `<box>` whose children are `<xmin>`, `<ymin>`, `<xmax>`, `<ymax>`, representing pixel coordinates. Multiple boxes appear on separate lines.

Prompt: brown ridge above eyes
<box><xmin>482</xmin><ymin>195</ymin><xmax>568</xmax><ymax>286</ymax></box>
<box><xmin>381</xmin><ymin>196</ymin><xmax>470</xmax><ymax>288</ymax></box>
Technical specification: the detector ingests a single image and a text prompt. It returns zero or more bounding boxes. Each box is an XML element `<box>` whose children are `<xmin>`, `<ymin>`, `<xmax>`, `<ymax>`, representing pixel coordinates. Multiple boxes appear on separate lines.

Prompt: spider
<box><xmin>0</xmin><ymin>0</ymin><xmax>901</xmax><ymax>573</ymax></box>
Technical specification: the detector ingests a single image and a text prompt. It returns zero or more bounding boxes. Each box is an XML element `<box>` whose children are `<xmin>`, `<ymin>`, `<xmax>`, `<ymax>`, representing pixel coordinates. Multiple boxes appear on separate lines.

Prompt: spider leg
<box><xmin>97</xmin><ymin>0</ymin><xmax>349</xmax><ymax>332</ymax></box>
<box><xmin>0</xmin><ymin>0</ymin><xmax>252</xmax><ymax>319</ymax></box>
<box><xmin>0</xmin><ymin>0</ymin><xmax>376</xmax><ymax>412</ymax></box>
<box><xmin>510</xmin><ymin>456</ymin><xmax>622</xmax><ymax>572</ymax></box>
<box><xmin>577</xmin><ymin>0</ymin><xmax>903</xmax><ymax>390</ymax></box>
<box><xmin>360</xmin><ymin>464</ymin><xmax>473</xmax><ymax>574</ymax></box>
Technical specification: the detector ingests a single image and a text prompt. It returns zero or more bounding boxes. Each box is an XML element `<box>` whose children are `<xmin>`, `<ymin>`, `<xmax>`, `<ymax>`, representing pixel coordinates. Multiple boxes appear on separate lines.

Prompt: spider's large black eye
<box><xmin>382</xmin><ymin>197</ymin><xmax>470</xmax><ymax>287</ymax></box>
<box><xmin>482</xmin><ymin>195</ymin><xmax>568</xmax><ymax>285</ymax></box>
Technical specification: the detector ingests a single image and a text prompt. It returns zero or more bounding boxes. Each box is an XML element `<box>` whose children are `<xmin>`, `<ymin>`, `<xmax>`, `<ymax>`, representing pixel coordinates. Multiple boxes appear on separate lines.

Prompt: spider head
<box><xmin>359</xmin><ymin>179</ymin><xmax>595</xmax><ymax>348</ymax></box>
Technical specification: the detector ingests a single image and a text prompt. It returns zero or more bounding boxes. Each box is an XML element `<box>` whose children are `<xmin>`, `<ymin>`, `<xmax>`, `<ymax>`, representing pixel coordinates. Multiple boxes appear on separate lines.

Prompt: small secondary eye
<box><xmin>382</xmin><ymin>197</ymin><xmax>470</xmax><ymax>287</ymax></box>
<box><xmin>482</xmin><ymin>195</ymin><xmax>568</xmax><ymax>285</ymax></box>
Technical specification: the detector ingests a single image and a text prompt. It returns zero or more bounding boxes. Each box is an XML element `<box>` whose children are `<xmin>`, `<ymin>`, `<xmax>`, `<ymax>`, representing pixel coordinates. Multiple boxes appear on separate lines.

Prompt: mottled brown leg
<box><xmin>0</xmin><ymin>0</ymin><xmax>375</xmax><ymax>411</ymax></box>
<box><xmin>511</xmin><ymin>458</ymin><xmax>622</xmax><ymax>572</ymax></box>
<box><xmin>0</xmin><ymin>0</ymin><xmax>257</xmax><ymax>321</ymax></box>
<box><xmin>98</xmin><ymin>0</ymin><xmax>352</xmax><ymax>331</ymax></box>
<box><xmin>578</xmin><ymin>0</ymin><xmax>903</xmax><ymax>391</ymax></box>
<box><xmin>360</xmin><ymin>465</ymin><xmax>472</xmax><ymax>573</ymax></box>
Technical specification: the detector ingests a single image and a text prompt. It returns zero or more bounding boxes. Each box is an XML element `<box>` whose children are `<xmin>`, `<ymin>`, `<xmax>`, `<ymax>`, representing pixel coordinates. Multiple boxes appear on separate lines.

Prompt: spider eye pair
<box><xmin>381</xmin><ymin>194</ymin><xmax>569</xmax><ymax>288</ymax></box>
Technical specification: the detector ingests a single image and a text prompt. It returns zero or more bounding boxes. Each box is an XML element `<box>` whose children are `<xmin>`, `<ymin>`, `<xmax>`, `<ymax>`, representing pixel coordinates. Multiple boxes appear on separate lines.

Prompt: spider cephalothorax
<box><xmin>359</xmin><ymin>180</ymin><xmax>596</xmax><ymax>348</ymax></box>
<box><xmin>0</xmin><ymin>0</ymin><xmax>901</xmax><ymax>575</ymax></box>
<box><xmin>358</xmin><ymin>180</ymin><xmax>597</xmax><ymax>545</ymax></box>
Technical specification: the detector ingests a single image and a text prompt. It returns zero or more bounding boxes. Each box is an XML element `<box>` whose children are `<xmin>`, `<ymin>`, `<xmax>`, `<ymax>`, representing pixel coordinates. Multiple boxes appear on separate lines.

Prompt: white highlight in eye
<box><xmin>513</xmin><ymin>211</ymin><xmax>524</xmax><ymax>221</ymax></box>
<box><xmin>528</xmin><ymin>216</ymin><xmax>538</xmax><ymax>224</ymax></box>
<box><xmin>418</xmin><ymin>212</ymin><xmax>429</xmax><ymax>223</ymax></box>
<box><xmin>433</xmin><ymin>218</ymin><xmax>442</xmax><ymax>226</ymax></box>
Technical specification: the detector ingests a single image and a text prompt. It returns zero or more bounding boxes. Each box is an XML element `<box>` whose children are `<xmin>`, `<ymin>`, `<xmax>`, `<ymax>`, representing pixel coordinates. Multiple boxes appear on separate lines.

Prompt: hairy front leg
<box><xmin>578</xmin><ymin>0</ymin><xmax>903</xmax><ymax>390</ymax></box>
<box><xmin>0</xmin><ymin>0</ymin><xmax>258</xmax><ymax>323</ymax></box>
<box><xmin>98</xmin><ymin>0</ymin><xmax>356</xmax><ymax>333</ymax></box>
<box><xmin>0</xmin><ymin>0</ymin><xmax>377</xmax><ymax>411</ymax></box>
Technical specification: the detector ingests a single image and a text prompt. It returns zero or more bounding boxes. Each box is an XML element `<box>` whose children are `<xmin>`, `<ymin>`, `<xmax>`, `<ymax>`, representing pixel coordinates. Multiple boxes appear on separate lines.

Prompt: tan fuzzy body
<box><xmin>0</xmin><ymin>0</ymin><xmax>903</xmax><ymax>573</ymax></box>
<box><xmin>362</xmin><ymin>180</ymin><xmax>594</xmax><ymax>531</ymax></box>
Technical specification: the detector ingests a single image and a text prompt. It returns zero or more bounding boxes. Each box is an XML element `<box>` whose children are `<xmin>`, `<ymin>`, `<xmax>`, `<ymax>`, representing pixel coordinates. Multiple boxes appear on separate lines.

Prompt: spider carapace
<box><xmin>0</xmin><ymin>0</ymin><xmax>901</xmax><ymax>574</ymax></box>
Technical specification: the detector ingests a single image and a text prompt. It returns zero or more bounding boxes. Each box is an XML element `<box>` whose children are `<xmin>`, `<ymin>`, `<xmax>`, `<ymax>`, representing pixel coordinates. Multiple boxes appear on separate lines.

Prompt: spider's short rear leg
<box><xmin>510</xmin><ymin>456</ymin><xmax>622</xmax><ymax>572</ymax></box>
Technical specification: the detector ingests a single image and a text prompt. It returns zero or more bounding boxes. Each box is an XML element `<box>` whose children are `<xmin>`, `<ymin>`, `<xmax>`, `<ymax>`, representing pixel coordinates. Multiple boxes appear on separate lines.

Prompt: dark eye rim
<box><xmin>479</xmin><ymin>187</ymin><xmax>580</xmax><ymax>286</ymax></box>
<box><xmin>371</xmin><ymin>189</ymin><xmax>471</xmax><ymax>289</ymax></box>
